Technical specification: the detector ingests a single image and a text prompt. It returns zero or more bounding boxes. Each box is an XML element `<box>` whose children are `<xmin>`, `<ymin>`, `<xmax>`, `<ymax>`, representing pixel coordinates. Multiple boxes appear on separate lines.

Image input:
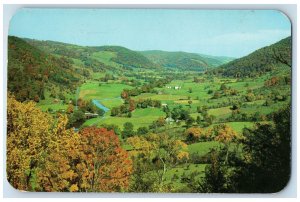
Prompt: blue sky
<box><xmin>9</xmin><ymin>9</ymin><xmax>291</xmax><ymax>57</ymax></box>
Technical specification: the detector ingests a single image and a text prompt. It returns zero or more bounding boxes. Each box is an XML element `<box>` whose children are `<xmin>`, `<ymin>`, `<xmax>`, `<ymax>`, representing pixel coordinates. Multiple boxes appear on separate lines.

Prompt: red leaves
<box><xmin>7</xmin><ymin>95</ymin><xmax>132</xmax><ymax>192</ymax></box>
<box><xmin>77</xmin><ymin>127</ymin><xmax>133</xmax><ymax>192</ymax></box>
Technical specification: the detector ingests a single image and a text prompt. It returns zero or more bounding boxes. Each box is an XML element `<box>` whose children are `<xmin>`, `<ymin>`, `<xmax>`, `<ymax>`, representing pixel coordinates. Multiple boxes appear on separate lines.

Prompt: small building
<box><xmin>174</xmin><ymin>86</ymin><xmax>181</xmax><ymax>90</ymax></box>
<box><xmin>84</xmin><ymin>112</ymin><xmax>99</xmax><ymax>119</ymax></box>
<box><xmin>165</xmin><ymin>117</ymin><xmax>175</xmax><ymax>124</ymax></box>
<box><xmin>161</xmin><ymin>103</ymin><xmax>168</xmax><ymax>107</ymax></box>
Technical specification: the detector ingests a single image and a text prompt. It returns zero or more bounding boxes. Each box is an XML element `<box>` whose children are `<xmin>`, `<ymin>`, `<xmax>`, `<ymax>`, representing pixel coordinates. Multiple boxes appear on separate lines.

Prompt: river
<box><xmin>92</xmin><ymin>99</ymin><xmax>110</xmax><ymax>112</ymax></box>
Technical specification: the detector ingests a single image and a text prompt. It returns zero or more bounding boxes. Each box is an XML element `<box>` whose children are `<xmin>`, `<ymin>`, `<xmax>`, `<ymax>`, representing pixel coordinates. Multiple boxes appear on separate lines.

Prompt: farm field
<box><xmin>79</xmin><ymin>82</ymin><xmax>133</xmax><ymax>100</ymax></box>
<box><xmin>84</xmin><ymin>108</ymin><xmax>166</xmax><ymax>130</ymax></box>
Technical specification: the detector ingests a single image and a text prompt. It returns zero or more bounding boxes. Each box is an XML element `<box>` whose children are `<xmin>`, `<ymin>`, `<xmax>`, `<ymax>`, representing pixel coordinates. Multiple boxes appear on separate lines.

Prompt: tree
<box><xmin>212</xmin><ymin>91</ymin><xmax>221</xmax><ymax>99</ymax></box>
<box><xmin>129</xmin><ymin>99</ymin><xmax>135</xmax><ymax>112</ymax></box>
<box><xmin>184</xmin><ymin>127</ymin><xmax>205</xmax><ymax>143</ymax></box>
<box><xmin>137</xmin><ymin>127</ymin><xmax>149</xmax><ymax>135</ymax></box>
<box><xmin>207</xmin><ymin>89</ymin><xmax>213</xmax><ymax>94</ymax></box>
<box><xmin>122</xmin><ymin>122</ymin><xmax>134</xmax><ymax>138</ymax></box>
<box><xmin>7</xmin><ymin>94</ymin><xmax>52</xmax><ymax>191</ymax></box>
<box><xmin>220</xmin><ymin>83</ymin><xmax>227</xmax><ymax>91</ymax></box>
<box><xmin>110</xmin><ymin>107</ymin><xmax>120</xmax><ymax>116</ymax></box>
<box><xmin>33</xmin><ymin>95</ymin><xmax>40</xmax><ymax>102</ymax></box>
<box><xmin>75</xmin><ymin>127</ymin><xmax>133</xmax><ymax>192</ymax></box>
<box><xmin>188</xmin><ymin>87</ymin><xmax>193</xmax><ymax>93</ymax></box>
<box><xmin>127</xmin><ymin>133</ymin><xmax>188</xmax><ymax>192</ymax></box>
<box><xmin>214</xmin><ymin>124</ymin><xmax>240</xmax><ymax>164</ymax></box>
<box><xmin>230</xmin><ymin>105</ymin><xmax>291</xmax><ymax>193</ymax></box>
<box><xmin>37</xmin><ymin>115</ymin><xmax>81</xmax><ymax>192</ymax></box>
<box><xmin>196</xmin><ymin>115</ymin><xmax>201</xmax><ymax>125</ymax></box>
<box><xmin>245</xmin><ymin>92</ymin><xmax>255</xmax><ymax>102</ymax></box>
<box><xmin>67</xmin><ymin>110</ymin><xmax>85</xmax><ymax>128</ymax></box>
<box><xmin>67</xmin><ymin>103</ymin><xmax>74</xmax><ymax>114</ymax></box>
<box><xmin>190</xmin><ymin>149</ymin><xmax>227</xmax><ymax>193</ymax></box>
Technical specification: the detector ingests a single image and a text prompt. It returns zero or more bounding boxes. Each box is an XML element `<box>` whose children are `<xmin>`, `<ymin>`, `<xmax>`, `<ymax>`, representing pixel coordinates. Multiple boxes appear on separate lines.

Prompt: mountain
<box><xmin>23</xmin><ymin>37</ymin><xmax>233</xmax><ymax>72</ymax></box>
<box><xmin>140</xmin><ymin>50</ymin><xmax>234</xmax><ymax>71</ymax></box>
<box><xmin>8</xmin><ymin>36</ymin><xmax>81</xmax><ymax>102</ymax></box>
<box><xmin>210</xmin><ymin>36</ymin><xmax>292</xmax><ymax>77</ymax></box>
<box><xmin>24</xmin><ymin>39</ymin><xmax>158</xmax><ymax>70</ymax></box>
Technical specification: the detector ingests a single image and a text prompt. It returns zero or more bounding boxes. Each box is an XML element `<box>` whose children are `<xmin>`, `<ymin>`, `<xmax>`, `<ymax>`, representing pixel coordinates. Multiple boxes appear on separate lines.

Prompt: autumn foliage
<box><xmin>7</xmin><ymin>93</ymin><xmax>52</xmax><ymax>191</ymax></box>
<box><xmin>76</xmin><ymin>127</ymin><xmax>132</xmax><ymax>192</ymax></box>
<box><xmin>7</xmin><ymin>94</ymin><xmax>132</xmax><ymax>192</ymax></box>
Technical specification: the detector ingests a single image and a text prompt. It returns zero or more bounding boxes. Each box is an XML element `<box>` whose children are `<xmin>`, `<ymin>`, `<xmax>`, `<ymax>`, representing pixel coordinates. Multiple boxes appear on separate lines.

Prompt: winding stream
<box><xmin>91</xmin><ymin>96</ymin><xmax>121</xmax><ymax>113</ymax></box>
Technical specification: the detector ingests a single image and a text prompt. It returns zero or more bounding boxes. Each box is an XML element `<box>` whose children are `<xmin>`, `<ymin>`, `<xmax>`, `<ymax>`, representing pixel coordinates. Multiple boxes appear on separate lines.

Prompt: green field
<box><xmin>79</xmin><ymin>82</ymin><xmax>133</xmax><ymax>100</ymax></box>
<box><xmin>188</xmin><ymin>141</ymin><xmax>221</xmax><ymax>156</ymax></box>
<box><xmin>91</xmin><ymin>51</ymin><xmax>121</xmax><ymax>68</ymax></box>
<box><xmin>83</xmin><ymin>108</ymin><xmax>166</xmax><ymax>130</ymax></box>
<box><xmin>210</xmin><ymin>121</ymin><xmax>255</xmax><ymax>133</ymax></box>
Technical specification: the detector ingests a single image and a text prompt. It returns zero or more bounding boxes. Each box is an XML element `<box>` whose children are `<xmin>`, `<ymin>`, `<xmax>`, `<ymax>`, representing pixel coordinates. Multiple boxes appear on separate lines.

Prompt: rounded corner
<box><xmin>270</xmin><ymin>173</ymin><xmax>292</xmax><ymax>194</ymax></box>
<box><xmin>5</xmin><ymin>174</ymin><xmax>27</xmax><ymax>193</ymax></box>
<box><xmin>8</xmin><ymin>7</ymin><xmax>26</xmax><ymax>36</ymax></box>
<box><xmin>273</xmin><ymin>9</ymin><xmax>292</xmax><ymax>29</ymax></box>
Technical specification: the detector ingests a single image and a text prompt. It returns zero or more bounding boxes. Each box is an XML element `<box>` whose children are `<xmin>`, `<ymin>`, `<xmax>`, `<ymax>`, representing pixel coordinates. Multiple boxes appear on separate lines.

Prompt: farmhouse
<box><xmin>161</xmin><ymin>103</ymin><xmax>168</xmax><ymax>107</ymax></box>
<box><xmin>174</xmin><ymin>86</ymin><xmax>181</xmax><ymax>90</ymax></box>
<box><xmin>84</xmin><ymin>112</ymin><xmax>99</xmax><ymax>119</ymax></box>
<box><xmin>165</xmin><ymin>117</ymin><xmax>175</xmax><ymax>124</ymax></box>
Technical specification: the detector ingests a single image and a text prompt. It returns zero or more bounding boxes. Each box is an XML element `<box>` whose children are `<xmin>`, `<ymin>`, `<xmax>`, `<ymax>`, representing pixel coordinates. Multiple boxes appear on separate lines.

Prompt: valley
<box><xmin>7</xmin><ymin>35</ymin><xmax>291</xmax><ymax>192</ymax></box>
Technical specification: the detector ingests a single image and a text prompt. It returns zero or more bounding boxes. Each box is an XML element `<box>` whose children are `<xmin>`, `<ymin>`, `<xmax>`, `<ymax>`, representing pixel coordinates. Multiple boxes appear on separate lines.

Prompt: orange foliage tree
<box><xmin>37</xmin><ymin>115</ymin><xmax>81</xmax><ymax>192</ymax></box>
<box><xmin>184</xmin><ymin>127</ymin><xmax>205</xmax><ymax>143</ymax></box>
<box><xmin>7</xmin><ymin>94</ymin><xmax>132</xmax><ymax>192</ymax></box>
<box><xmin>76</xmin><ymin>127</ymin><xmax>132</xmax><ymax>192</ymax></box>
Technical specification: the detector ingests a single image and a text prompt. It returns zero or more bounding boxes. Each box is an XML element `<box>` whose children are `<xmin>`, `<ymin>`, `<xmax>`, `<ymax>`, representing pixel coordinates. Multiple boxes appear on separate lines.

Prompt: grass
<box><xmin>208</xmin><ymin>106</ymin><xmax>232</xmax><ymax>119</ymax></box>
<box><xmin>99</xmin><ymin>98</ymin><xmax>124</xmax><ymax>109</ymax></box>
<box><xmin>37</xmin><ymin>102</ymin><xmax>68</xmax><ymax>111</ymax></box>
<box><xmin>133</xmin><ymin>93</ymin><xmax>187</xmax><ymax>102</ymax></box>
<box><xmin>82</xmin><ymin>108</ymin><xmax>166</xmax><ymax>130</ymax></box>
<box><xmin>79</xmin><ymin>82</ymin><xmax>133</xmax><ymax>100</ymax></box>
<box><xmin>36</xmin><ymin>89</ymin><xmax>73</xmax><ymax>111</ymax></box>
<box><xmin>91</xmin><ymin>51</ymin><xmax>121</xmax><ymax>68</ymax></box>
<box><xmin>209</xmin><ymin>122</ymin><xmax>255</xmax><ymax>134</ymax></box>
<box><xmin>188</xmin><ymin>141</ymin><xmax>221</xmax><ymax>156</ymax></box>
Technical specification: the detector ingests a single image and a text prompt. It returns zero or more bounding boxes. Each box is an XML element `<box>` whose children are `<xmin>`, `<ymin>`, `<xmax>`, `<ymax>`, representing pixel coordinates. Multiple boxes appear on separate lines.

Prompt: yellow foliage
<box><xmin>7</xmin><ymin>94</ymin><xmax>52</xmax><ymax>191</ymax></box>
<box><xmin>214</xmin><ymin>124</ymin><xmax>240</xmax><ymax>144</ymax></box>
<box><xmin>69</xmin><ymin>184</ymin><xmax>79</xmax><ymax>192</ymax></box>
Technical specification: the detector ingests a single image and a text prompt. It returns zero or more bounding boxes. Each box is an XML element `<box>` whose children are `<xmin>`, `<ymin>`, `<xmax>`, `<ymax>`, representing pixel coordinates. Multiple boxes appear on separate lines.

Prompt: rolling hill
<box><xmin>140</xmin><ymin>50</ymin><xmax>234</xmax><ymax>71</ymax></box>
<box><xmin>8</xmin><ymin>36</ymin><xmax>81</xmax><ymax>102</ymax></box>
<box><xmin>24</xmin><ymin>38</ymin><xmax>233</xmax><ymax>71</ymax></box>
<box><xmin>24</xmin><ymin>39</ymin><xmax>158</xmax><ymax>70</ymax></box>
<box><xmin>209</xmin><ymin>36</ymin><xmax>292</xmax><ymax>77</ymax></box>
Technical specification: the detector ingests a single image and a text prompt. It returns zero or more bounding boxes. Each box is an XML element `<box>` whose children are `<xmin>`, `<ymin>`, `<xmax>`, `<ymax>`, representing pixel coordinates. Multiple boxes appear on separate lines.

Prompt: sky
<box><xmin>9</xmin><ymin>9</ymin><xmax>291</xmax><ymax>58</ymax></box>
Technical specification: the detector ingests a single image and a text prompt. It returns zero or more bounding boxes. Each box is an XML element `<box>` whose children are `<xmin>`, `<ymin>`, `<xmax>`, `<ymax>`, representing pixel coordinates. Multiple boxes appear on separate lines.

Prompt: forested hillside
<box><xmin>25</xmin><ymin>38</ymin><xmax>230</xmax><ymax>71</ymax></box>
<box><xmin>8</xmin><ymin>36</ymin><xmax>81</xmax><ymax>102</ymax></box>
<box><xmin>25</xmin><ymin>39</ymin><xmax>158</xmax><ymax>70</ymax></box>
<box><xmin>93</xmin><ymin>46</ymin><xmax>158</xmax><ymax>69</ymax></box>
<box><xmin>209</xmin><ymin>36</ymin><xmax>292</xmax><ymax>77</ymax></box>
<box><xmin>141</xmin><ymin>50</ymin><xmax>233</xmax><ymax>71</ymax></box>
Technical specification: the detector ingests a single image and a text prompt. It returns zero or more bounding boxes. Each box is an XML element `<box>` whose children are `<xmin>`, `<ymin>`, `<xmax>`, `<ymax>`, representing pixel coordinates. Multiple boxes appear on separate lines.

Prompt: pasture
<box><xmin>83</xmin><ymin>108</ymin><xmax>166</xmax><ymax>130</ymax></box>
<box><xmin>79</xmin><ymin>82</ymin><xmax>133</xmax><ymax>100</ymax></box>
